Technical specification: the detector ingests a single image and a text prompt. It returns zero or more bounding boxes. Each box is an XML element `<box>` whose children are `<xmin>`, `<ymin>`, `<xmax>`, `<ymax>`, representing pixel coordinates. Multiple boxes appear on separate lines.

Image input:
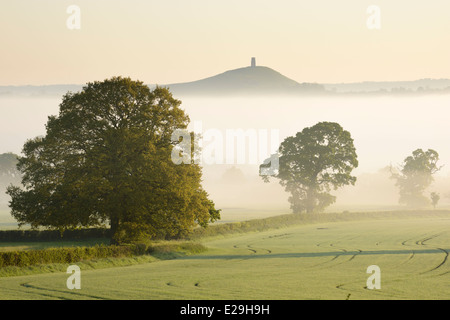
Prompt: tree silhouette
<box><xmin>391</xmin><ymin>149</ymin><xmax>441</xmax><ymax>208</ymax></box>
<box><xmin>261</xmin><ymin>122</ymin><xmax>358</xmax><ymax>213</ymax></box>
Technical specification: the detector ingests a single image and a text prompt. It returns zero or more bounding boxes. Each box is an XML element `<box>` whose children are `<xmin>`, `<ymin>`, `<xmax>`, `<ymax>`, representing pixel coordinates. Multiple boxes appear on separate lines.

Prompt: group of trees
<box><xmin>260</xmin><ymin>123</ymin><xmax>443</xmax><ymax>213</ymax></box>
<box><xmin>4</xmin><ymin>76</ymin><xmax>444</xmax><ymax>244</ymax></box>
<box><xmin>390</xmin><ymin>149</ymin><xmax>441</xmax><ymax>208</ymax></box>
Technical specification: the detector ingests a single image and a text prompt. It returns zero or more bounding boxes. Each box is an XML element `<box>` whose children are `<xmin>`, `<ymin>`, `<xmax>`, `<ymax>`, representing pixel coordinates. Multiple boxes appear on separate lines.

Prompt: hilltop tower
<box><xmin>251</xmin><ymin>57</ymin><xmax>256</xmax><ymax>68</ymax></box>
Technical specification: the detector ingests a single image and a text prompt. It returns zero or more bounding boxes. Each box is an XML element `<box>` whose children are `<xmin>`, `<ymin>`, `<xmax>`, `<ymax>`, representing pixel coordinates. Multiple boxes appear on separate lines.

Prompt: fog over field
<box><xmin>2</xmin><ymin>94</ymin><xmax>450</xmax><ymax>221</ymax></box>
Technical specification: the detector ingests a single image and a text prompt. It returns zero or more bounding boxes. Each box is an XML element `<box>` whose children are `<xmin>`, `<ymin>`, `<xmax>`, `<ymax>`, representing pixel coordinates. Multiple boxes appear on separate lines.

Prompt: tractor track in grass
<box><xmin>430</xmin><ymin>248</ymin><xmax>449</xmax><ymax>273</ymax></box>
<box><xmin>313</xmin><ymin>237</ymin><xmax>363</xmax><ymax>268</ymax></box>
<box><xmin>401</xmin><ymin>232</ymin><xmax>449</xmax><ymax>275</ymax></box>
<box><xmin>415</xmin><ymin>234</ymin><xmax>439</xmax><ymax>246</ymax></box>
<box><xmin>399</xmin><ymin>234</ymin><xmax>438</xmax><ymax>267</ymax></box>
<box><xmin>248</xmin><ymin>244</ymin><xmax>272</xmax><ymax>254</ymax></box>
<box><xmin>398</xmin><ymin>238</ymin><xmax>417</xmax><ymax>266</ymax></box>
<box><xmin>19</xmin><ymin>282</ymin><xmax>108</xmax><ymax>300</ymax></box>
<box><xmin>312</xmin><ymin>240</ymin><xmax>344</xmax><ymax>267</ymax></box>
<box><xmin>262</xmin><ymin>233</ymin><xmax>293</xmax><ymax>240</ymax></box>
<box><xmin>348</xmin><ymin>249</ymin><xmax>362</xmax><ymax>261</ymax></box>
<box><xmin>232</xmin><ymin>244</ymin><xmax>272</xmax><ymax>256</ymax></box>
<box><xmin>419</xmin><ymin>246</ymin><xmax>449</xmax><ymax>275</ymax></box>
<box><xmin>411</xmin><ymin>233</ymin><xmax>449</xmax><ymax>274</ymax></box>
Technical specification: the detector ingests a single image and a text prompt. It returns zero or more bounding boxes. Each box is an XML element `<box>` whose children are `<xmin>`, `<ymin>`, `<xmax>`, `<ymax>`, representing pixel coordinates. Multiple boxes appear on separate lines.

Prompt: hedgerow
<box><xmin>0</xmin><ymin>228</ymin><xmax>111</xmax><ymax>242</ymax></box>
<box><xmin>0</xmin><ymin>244</ymin><xmax>136</xmax><ymax>268</ymax></box>
<box><xmin>188</xmin><ymin>210</ymin><xmax>450</xmax><ymax>239</ymax></box>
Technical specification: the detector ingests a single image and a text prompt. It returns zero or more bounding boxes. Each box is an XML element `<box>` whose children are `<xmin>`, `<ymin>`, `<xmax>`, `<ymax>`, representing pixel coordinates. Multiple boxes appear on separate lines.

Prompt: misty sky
<box><xmin>2</xmin><ymin>1</ymin><xmax>450</xmax><ymax>211</ymax></box>
<box><xmin>1</xmin><ymin>0</ymin><xmax>449</xmax><ymax>85</ymax></box>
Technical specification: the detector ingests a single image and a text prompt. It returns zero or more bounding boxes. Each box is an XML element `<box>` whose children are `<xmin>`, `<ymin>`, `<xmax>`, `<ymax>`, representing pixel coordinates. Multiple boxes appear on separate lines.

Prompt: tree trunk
<box><xmin>109</xmin><ymin>216</ymin><xmax>120</xmax><ymax>245</ymax></box>
<box><xmin>306</xmin><ymin>187</ymin><xmax>316</xmax><ymax>213</ymax></box>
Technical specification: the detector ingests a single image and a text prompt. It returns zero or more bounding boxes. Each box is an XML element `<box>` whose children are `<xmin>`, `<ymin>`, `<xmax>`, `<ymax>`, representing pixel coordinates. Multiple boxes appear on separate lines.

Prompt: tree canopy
<box><xmin>0</xmin><ymin>153</ymin><xmax>20</xmax><ymax>177</ymax></box>
<box><xmin>7</xmin><ymin>77</ymin><xmax>220</xmax><ymax>243</ymax></box>
<box><xmin>0</xmin><ymin>153</ymin><xmax>21</xmax><ymax>204</ymax></box>
<box><xmin>261</xmin><ymin>122</ymin><xmax>358</xmax><ymax>213</ymax></box>
<box><xmin>391</xmin><ymin>148</ymin><xmax>441</xmax><ymax>208</ymax></box>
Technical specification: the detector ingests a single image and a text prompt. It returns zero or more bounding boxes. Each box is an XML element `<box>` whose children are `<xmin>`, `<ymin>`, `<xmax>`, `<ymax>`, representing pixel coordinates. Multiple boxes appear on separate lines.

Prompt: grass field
<box><xmin>0</xmin><ymin>212</ymin><xmax>449</xmax><ymax>300</ymax></box>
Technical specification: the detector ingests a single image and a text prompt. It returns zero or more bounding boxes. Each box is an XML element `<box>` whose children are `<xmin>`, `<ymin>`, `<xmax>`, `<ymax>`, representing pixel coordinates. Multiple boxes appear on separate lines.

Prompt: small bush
<box><xmin>146</xmin><ymin>241</ymin><xmax>207</xmax><ymax>257</ymax></box>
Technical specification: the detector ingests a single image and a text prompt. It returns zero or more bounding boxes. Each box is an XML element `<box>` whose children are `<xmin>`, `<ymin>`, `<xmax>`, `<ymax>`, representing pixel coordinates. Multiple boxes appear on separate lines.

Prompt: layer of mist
<box><xmin>1</xmin><ymin>94</ymin><xmax>450</xmax><ymax>222</ymax></box>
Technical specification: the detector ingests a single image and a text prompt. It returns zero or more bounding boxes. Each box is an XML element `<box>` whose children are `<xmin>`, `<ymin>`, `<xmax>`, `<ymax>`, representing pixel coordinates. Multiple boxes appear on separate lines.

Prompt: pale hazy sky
<box><xmin>1</xmin><ymin>0</ymin><xmax>449</xmax><ymax>85</ymax></box>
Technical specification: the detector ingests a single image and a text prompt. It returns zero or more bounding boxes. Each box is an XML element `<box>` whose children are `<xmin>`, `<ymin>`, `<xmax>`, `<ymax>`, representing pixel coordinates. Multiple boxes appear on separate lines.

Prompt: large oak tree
<box><xmin>261</xmin><ymin>122</ymin><xmax>358</xmax><ymax>213</ymax></box>
<box><xmin>7</xmin><ymin>77</ymin><xmax>220</xmax><ymax>243</ymax></box>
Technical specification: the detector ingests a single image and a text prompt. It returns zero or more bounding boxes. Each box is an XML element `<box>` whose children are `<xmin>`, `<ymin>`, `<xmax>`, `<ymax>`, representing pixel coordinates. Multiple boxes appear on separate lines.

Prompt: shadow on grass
<box><xmin>178</xmin><ymin>248</ymin><xmax>450</xmax><ymax>260</ymax></box>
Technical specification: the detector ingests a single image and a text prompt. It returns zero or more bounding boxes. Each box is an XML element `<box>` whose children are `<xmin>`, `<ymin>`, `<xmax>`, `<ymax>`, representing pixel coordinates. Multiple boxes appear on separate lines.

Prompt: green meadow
<box><xmin>0</xmin><ymin>211</ymin><xmax>449</xmax><ymax>300</ymax></box>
